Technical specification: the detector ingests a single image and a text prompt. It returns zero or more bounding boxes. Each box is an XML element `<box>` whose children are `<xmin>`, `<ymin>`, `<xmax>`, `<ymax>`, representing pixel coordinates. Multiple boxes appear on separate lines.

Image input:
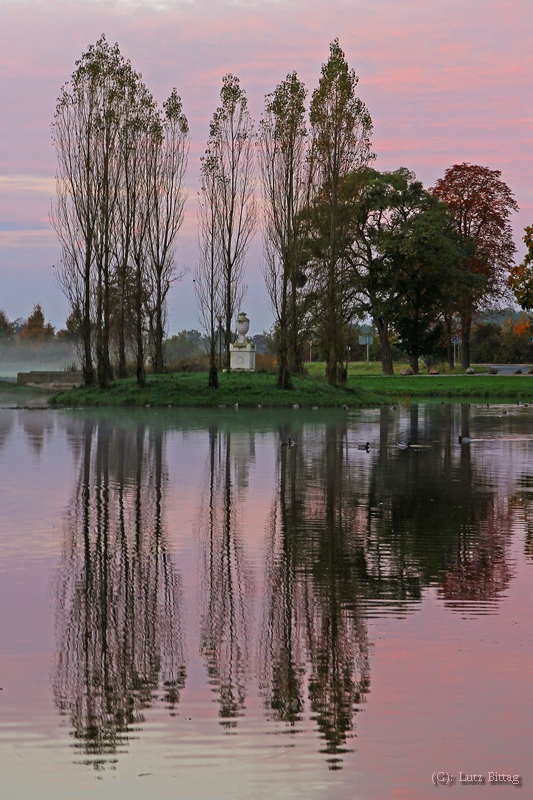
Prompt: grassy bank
<box><xmin>49</xmin><ymin>371</ymin><xmax>388</xmax><ymax>408</ymax></box>
<box><xmin>354</xmin><ymin>374</ymin><xmax>533</xmax><ymax>399</ymax></box>
<box><xmin>48</xmin><ymin>368</ymin><xmax>533</xmax><ymax>409</ymax></box>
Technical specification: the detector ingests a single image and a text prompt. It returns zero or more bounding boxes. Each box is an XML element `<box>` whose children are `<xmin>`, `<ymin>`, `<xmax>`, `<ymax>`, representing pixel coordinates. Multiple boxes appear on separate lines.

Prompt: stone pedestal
<box><xmin>229</xmin><ymin>312</ymin><xmax>256</xmax><ymax>371</ymax></box>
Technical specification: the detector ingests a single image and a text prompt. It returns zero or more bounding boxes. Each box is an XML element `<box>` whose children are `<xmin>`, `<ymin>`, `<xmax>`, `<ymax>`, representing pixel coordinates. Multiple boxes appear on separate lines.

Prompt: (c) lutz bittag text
<box><xmin>432</xmin><ymin>771</ymin><xmax>522</xmax><ymax>786</ymax></box>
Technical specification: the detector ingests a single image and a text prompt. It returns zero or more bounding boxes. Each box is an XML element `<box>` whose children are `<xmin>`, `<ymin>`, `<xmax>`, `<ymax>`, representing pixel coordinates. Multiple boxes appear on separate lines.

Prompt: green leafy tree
<box><xmin>386</xmin><ymin>188</ymin><xmax>462</xmax><ymax>372</ymax></box>
<box><xmin>307</xmin><ymin>39</ymin><xmax>374</xmax><ymax>385</ymax></box>
<box><xmin>342</xmin><ymin>167</ymin><xmax>411</xmax><ymax>375</ymax></box>
<box><xmin>508</xmin><ymin>226</ymin><xmax>533</xmax><ymax>311</ymax></box>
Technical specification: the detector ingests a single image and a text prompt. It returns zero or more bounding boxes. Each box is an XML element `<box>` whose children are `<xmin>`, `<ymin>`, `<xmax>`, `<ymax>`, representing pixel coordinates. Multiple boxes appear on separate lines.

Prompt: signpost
<box><xmin>451</xmin><ymin>335</ymin><xmax>461</xmax><ymax>367</ymax></box>
<box><xmin>359</xmin><ymin>334</ymin><xmax>373</xmax><ymax>363</ymax></box>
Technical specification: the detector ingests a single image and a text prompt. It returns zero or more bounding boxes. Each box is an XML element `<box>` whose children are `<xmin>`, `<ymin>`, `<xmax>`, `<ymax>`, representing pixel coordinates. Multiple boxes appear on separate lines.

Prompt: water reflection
<box><xmin>53</xmin><ymin>419</ymin><xmax>186</xmax><ymax>769</ymax></box>
<box><xmin>197</xmin><ymin>424</ymin><xmax>254</xmax><ymax>728</ymax></box>
<box><xmin>0</xmin><ymin>411</ymin><xmax>14</xmax><ymax>452</ymax></box>
<box><xmin>261</xmin><ymin>422</ymin><xmax>371</xmax><ymax>769</ymax></box>
<box><xmin>359</xmin><ymin>405</ymin><xmax>513</xmax><ymax>613</ymax></box>
<box><xmin>21</xmin><ymin>413</ymin><xmax>54</xmax><ymax>456</ymax></box>
<box><xmin>50</xmin><ymin>405</ymin><xmax>520</xmax><ymax>775</ymax></box>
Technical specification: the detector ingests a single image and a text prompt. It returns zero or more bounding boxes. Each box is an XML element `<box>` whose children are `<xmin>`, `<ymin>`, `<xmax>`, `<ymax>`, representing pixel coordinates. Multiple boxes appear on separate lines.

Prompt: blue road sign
<box><xmin>451</xmin><ymin>336</ymin><xmax>461</xmax><ymax>344</ymax></box>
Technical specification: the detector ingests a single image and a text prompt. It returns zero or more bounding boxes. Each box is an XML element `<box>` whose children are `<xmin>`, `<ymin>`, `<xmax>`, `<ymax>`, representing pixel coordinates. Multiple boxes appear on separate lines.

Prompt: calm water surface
<box><xmin>1</xmin><ymin>402</ymin><xmax>532</xmax><ymax>799</ymax></box>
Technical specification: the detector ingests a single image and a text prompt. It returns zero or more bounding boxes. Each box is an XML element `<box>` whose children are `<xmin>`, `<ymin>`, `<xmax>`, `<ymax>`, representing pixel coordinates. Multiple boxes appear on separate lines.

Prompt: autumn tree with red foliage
<box><xmin>432</xmin><ymin>163</ymin><xmax>518</xmax><ymax>368</ymax></box>
<box><xmin>19</xmin><ymin>304</ymin><xmax>55</xmax><ymax>342</ymax></box>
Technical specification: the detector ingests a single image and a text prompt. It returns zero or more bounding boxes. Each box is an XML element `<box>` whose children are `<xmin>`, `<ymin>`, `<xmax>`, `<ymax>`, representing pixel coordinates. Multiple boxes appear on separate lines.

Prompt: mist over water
<box><xmin>0</xmin><ymin>402</ymin><xmax>532</xmax><ymax>799</ymax></box>
<box><xmin>0</xmin><ymin>341</ymin><xmax>78</xmax><ymax>378</ymax></box>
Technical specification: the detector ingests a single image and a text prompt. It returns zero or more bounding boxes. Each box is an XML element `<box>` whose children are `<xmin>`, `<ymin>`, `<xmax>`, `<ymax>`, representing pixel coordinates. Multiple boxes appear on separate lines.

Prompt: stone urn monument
<box><xmin>230</xmin><ymin>312</ymin><xmax>256</xmax><ymax>371</ymax></box>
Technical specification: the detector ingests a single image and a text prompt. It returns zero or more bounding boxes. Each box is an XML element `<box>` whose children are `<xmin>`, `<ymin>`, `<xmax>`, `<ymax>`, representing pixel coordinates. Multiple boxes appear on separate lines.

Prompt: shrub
<box><xmin>255</xmin><ymin>353</ymin><xmax>277</xmax><ymax>373</ymax></box>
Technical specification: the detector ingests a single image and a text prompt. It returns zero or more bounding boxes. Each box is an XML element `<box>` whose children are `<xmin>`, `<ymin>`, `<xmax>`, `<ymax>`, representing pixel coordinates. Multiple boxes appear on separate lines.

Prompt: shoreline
<box><xmin>45</xmin><ymin>371</ymin><xmax>533</xmax><ymax>409</ymax></box>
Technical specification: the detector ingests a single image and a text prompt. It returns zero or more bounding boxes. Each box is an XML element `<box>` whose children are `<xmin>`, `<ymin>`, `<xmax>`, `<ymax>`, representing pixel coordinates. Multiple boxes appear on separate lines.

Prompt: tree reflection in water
<box><xmin>261</xmin><ymin>421</ymin><xmax>371</xmax><ymax>770</ymax></box>
<box><xmin>52</xmin><ymin>405</ymin><xmax>518</xmax><ymax>773</ymax></box>
<box><xmin>197</xmin><ymin>424</ymin><xmax>254</xmax><ymax>728</ymax></box>
<box><xmin>53</xmin><ymin>418</ymin><xmax>186</xmax><ymax>769</ymax></box>
<box><xmin>360</xmin><ymin>405</ymin><xmax>513</xmax><ymax>611</ymax></box>
<box><xmin>260</xmin><ymin>406</ymin><xmax>514</xmax><ymax>768</ymax></box>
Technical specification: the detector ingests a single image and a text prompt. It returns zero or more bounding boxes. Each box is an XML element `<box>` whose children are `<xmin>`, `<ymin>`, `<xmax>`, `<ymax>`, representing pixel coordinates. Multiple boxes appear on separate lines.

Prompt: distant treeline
<box><xmin>2</xmin><ymin>304</ymin><xmax>532</xmax><ymax>377</ymax></box>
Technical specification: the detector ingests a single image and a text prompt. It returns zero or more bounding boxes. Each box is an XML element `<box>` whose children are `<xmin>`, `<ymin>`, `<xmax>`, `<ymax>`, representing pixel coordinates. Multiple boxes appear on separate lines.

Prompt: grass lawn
<box><xmin>306</xmin><ymin>361</ymin><xmax>487</xmax><ymax>378</ymax></box>
<box><xmin>48</xmin><ymin>364</ymin><xmax>533</xmax><ymax>409</ymax></box>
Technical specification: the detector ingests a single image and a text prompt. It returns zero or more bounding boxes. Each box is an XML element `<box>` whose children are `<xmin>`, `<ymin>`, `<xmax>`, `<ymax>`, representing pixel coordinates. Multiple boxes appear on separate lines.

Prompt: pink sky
<box><xmin>0</xmin><ymin>0</ymin><xmax>531</xmax><ymax>334</ymax></box>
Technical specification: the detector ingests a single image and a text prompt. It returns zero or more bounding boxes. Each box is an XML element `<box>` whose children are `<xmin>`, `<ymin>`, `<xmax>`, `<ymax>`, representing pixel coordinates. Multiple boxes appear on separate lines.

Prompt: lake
<box><xmin>0</xmin><ymin>401</ymin><xmax>531</xmax><ymax>799</ymax></box>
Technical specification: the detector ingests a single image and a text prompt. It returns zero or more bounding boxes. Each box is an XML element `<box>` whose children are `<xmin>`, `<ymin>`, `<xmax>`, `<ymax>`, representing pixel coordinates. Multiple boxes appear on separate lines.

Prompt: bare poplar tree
<box><xmin>52</xmin><ymin>47</ymin><xmax>101</xmax><ymax>386</ymax></box>
<box><xmin>308</xmin><ymin>39</ymin><xmax>374</xmax><ymax>385</ymax></box>
<box><xmin>205</xmin><ymin>75</ymin><xmax>256</xmax><ymax>367</ymax></box>
<box><xmin>145</xmin><ymin>90</ymin><xmax>189</xmax><ymax>374</ymax></box>
<box><xmin>53</xmin><ymin>36</ymin><xmax>147</xmax><ymax>388</ymax></box>
<box><xmin>129</xmin><ymin>120</ymin><xmax>157</xmax><ymax>388</ymax></box>
<box><xmin>259</xmin><ymin>72</ymin><xmax>308</xmax><ymax>389</ymax></box>
<box><xmin>114</xmin><ymin>78</ymin><xmax>158</xmax><ymax>380</ymax></box>
<box><xmin>90</xmin><ymin>41</ymin><xmax>140</xmax><ymax>389</ymax></box>
<box><xmin>195</xmin><ymin>153</ymin><xmax>224</xmax><ymax>389</ymax></box>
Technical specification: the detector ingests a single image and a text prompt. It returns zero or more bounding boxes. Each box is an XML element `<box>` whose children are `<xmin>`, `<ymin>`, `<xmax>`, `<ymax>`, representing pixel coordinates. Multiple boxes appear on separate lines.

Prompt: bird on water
<box><xmin>397</xmin><ymin>441</ymin><xmax>411</xmax><ymax>450</ymax></box>
<box><xmin>357</xmin><ymin>442</ymin><xmax>370</xmax><ymax>451</ymax></box>
<box><xmin>458</xmin><ymin>435</ymin><xmax>471</xmax><ymax>444</ymax></box>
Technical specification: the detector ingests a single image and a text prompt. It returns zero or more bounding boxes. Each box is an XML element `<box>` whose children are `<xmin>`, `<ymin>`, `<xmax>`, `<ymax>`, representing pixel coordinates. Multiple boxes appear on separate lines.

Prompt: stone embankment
<box><xmin>17</xmin><ymin>371</ymin><xmax>83</xmax><ymax>390</ymax></box>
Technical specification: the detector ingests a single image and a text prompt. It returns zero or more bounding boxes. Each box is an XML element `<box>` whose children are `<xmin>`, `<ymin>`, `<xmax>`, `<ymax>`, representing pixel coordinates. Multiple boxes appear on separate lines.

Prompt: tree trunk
<box><xmin>411</xmin><ymin>354</ymin><xmax>419</xmax><ymax>375</ymax></box>
<box><xmin>461</xmin><ymin>306</ymin><xmax>472</xmax><ymax>369</ymax></box>
<box><xmin>325</xmin><ymin>361</ymin><xmax>336</xmax><ymax>386</ymax></box>
<box><xmin>135</xmin><ymin>265</ymin><xmax>145</xmax><ymax>388</ymax></box>
<box><xmin>277</xmin><ymin>359</ymin><xmax>291</xmax><ymax>389</ymax></box>
<box><xmin>277</xmin><ymin>290</ymin><xmax>291</xmax><ymax>390</ymax></box>
<box><xmin>117</xmin><ymin>274</ymin><xmax>127</xmax><ymax>379</ymax></box>
<box><xmin>153</xmin><ymin>280</ymin><xmax>165</xmax><ymax>374</ymax></box>
<box><xmin>208</xmin><ymin>332</ymin><xmax>219</xmax><ymax>389</ymax></box>
<box><xmin>336</xmin><ymin>363</ymin><xmax>347</xmax><ymax>384</ymax></box>
<box><xmin>225</xmin><ymin>301</ymin><xmax>232</xmax><ymax>372</ymax></box>
<box><xmin>100</xmin><ymin>261</ymin><xmax>112</xmax><ymax>387</ymax></box>
<box><xmin>445</xmin><ymin>314</ymin><xmax>454</xmax><ymax>369</ymax></box>
<box><xmin>83</xmin><ymin>261</ymin><xmax>94</xmax><ymax>387</ymax></box>
<box><xmin>375</xmin><ymin>317</ymin><xmax>394</xmax><ymax>375</ymax></box>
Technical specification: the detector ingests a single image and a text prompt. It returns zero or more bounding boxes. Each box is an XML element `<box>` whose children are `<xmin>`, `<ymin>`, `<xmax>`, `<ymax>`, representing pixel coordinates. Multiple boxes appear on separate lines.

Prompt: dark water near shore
<box><xmin>1</xmin><ymin>402</ymin><xmax>532</xmax><ymax>799</ymax></box>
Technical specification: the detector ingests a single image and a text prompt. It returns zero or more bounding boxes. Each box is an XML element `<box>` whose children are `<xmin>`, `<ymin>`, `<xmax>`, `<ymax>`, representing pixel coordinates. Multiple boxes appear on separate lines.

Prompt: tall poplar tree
<box><xmin>259</xmin><ymin>72</ymin><xmax>309</xmax><ymax>388</ymax></box>
<box><xmin>195</xmin><ymin>152</ymin><xmax>223</xmax><ymax>389</ymax></box>
<box><xmin>308</xmin><ymin>39</ymin><xmax>373</xmax><ymax>385</ymax></box>
<box><xmin>145</xmin><ymin>90</ymin><xmax>189</xmax><ymax>374</ymax></box>
<box><xmin>204</xmin><ymin>75</ymin><xmax>256</xmax><ymax>367</ymax></box>
<box><xmin>53</xmin><ymin>36</ymin><xmax>152</xmax><ymax>388</ymax></box>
